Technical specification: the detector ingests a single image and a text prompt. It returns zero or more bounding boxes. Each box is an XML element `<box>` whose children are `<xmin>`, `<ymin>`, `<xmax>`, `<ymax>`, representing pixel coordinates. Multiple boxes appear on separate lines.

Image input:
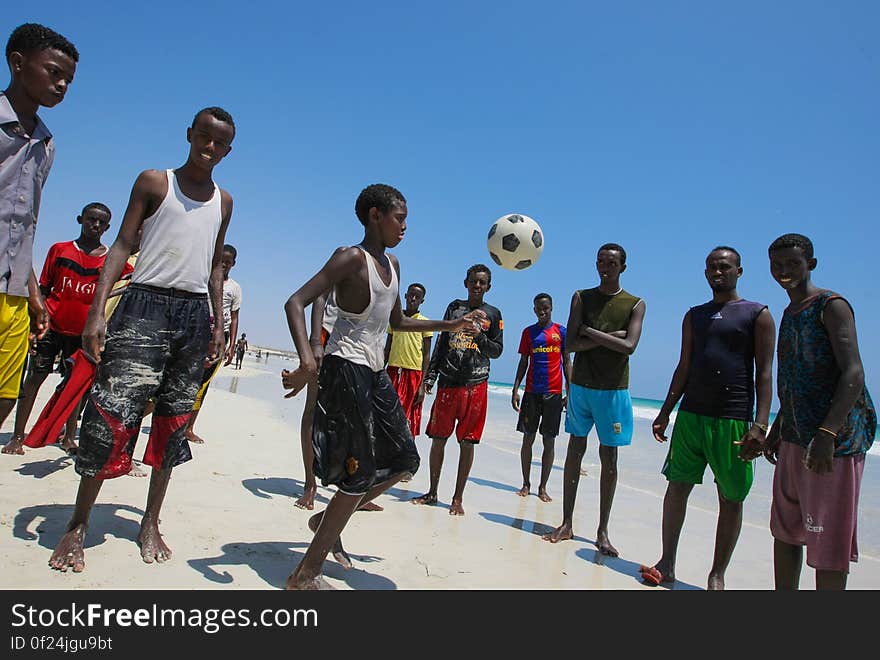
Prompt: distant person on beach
<box><xmin>411</xmin><ymin>264</ymin><xmax>503</xmax><ymax>516</ymax></box>
<box><xmin>48</xmin><ymin>106</ymin><xmax>235</xmax><ymax>573</ymax></box>
<box><xmin>543</xmin><ymin>243</ymin><xmax>645</xmax><ymax>557</ymax></box>
<box><xmin>281</xmin><ymin>183</ymin><xmax>483</xmax><ymax>589</ymax></box>
<box><xmin>384</xmin><ymin>283</ymin><xmax>433</xmax><ymax>442</ymax></box>
<box><xmin>0</xmin><ymin>24</ymin><xmax>77</xmax><ymax>444</ymax></box>
<box><xmin>4</xmin><ymin>203</ymin><xmax>122</xmax><ymax>457</ymax></box>
<box><xmin>234</xmin><ymin>332</ymin><xmax>247</xmax><ymax>369</ymax></box>
<box><xmin>641</xmin><ymin>246</ymin><xmax>775</xmax><ymax>589</ymax></box>
<box><xmin>511</xmin><ymin>292</ymin><xmax>571</xmax><ymax>502</ymax></box>
<box><xmin>184</xmin><ymin>244</ymin><xmax>242</xmax><ymax>444</ymax></box>
<box><xmin>761</xmin><ymin>233</ymin><xmax>875</xmax><ymax>590</ymax></box>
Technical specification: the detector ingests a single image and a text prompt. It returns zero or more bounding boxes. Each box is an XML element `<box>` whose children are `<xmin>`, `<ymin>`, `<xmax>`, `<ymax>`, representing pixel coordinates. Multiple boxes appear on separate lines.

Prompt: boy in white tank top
<box><xmin>281</xmin><ymin>183</ymin><xmax>485</xmax><ymax>590</ymax></box>
<box><xmin>48</xmin><ymin>108</ymin><xmax>235</xmax><ymax>575</ymax></box>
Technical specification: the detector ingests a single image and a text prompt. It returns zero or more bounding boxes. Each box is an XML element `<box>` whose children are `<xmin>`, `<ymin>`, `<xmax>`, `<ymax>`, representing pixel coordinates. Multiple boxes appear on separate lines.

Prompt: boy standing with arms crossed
<box><xmin>411</xmin><ymin>264</ymin><xmax>503</xmax><ymax>516</ymax></box>
<box><xmin>282</xmin><ymin>183</ymin><xmax>483</xmax><ymax>589</ymax></box>
<box><xmin>511</xmin><ymin>292</ymin><xmax>570</xmax><ymax>502</ymax></box>
<box><xmin>543</xmin><ymin>243</ymin><xmax>645</xmax><ymax>557</ymax></box>
<box><xmin>0</xmin><ymin>24</ymin><xmax>77</xmax><ymax>440</ymax></box>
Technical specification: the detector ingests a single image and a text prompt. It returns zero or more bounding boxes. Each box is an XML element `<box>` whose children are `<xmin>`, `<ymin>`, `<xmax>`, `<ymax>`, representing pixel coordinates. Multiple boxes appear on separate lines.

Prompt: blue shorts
<box><xmin>564</xmin><ymin>384</ymin><xmax>633</xmax><ymax>447</ymax></box>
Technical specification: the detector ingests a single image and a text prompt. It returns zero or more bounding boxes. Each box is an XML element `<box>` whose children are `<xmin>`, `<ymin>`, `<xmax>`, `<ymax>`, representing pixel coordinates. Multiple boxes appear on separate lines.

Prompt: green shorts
<box><xmin>661</xmin><ymin>410</ymin><xmax>753</xmax><ymax>503</ymax></box>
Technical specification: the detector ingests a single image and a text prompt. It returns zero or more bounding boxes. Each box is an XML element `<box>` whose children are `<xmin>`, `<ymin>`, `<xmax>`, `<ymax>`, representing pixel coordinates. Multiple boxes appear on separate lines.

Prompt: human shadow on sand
<box><xmin>241</xmin><ymin>477</ymin><xmax>331</xmax><ymax>506</ymax></box>
<box><xmin>13</xmin><ymin>452</ymin><xmax>74</xmax><ymax>479</ymax></box>
<box><xmin>478</xmin><ymin>512</ymin><xmax>580</xmax><ymax>540</ymax></box>
<box><xmin>573</xmin><ymin>548</ymin><xmax>702</xmax><ymax>590</ymax></box>
<box><xmin>188</xmin><ymin>541</ymin><xmax>396</xmax><ymax>590</ymax></box>
<box><xmin>468</xmin><ymin>476</ymin><xmax>529</xmax><ymax>495</ymax></box>
<box><xmin>13</xmin><ymin>502</ymin><xmax>146</xmax><ymax>549</ymax></box>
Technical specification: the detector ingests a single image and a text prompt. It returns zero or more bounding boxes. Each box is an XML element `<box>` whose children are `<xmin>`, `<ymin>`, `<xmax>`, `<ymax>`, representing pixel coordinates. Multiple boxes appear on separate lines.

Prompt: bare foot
<box><xmin>579</xmin><ymin>467</ymin><xmax>589</xmax><ymax>476</ymax></box>
<box><xmin>596</xmin><ymin>530</ymin><xmax>619</xmax><ymax>557</ymax></box>
<box><xmin>185</xmin><ymin>429</ymin><xmax>205</xmax><ymax>444</ymax></box>
<box><xmin>285</xmin><ymin>570</ymin><xmax>335</xmax><ymax>590</ymax></box>
<box><xmin>516</xmin><ymin>485</ymin><xmax>529</xmax><ymax>497</ymax></box>
<box><xmin>707</xmin><ymin>573</ymin><xmax>724</xmax><ymax>590</ymax></box>
<box><xmin>411</xmin><ymin>492</ymin><xmax>438</xmax><ymax>505</ymax></box>
<box><xmin>449</xmin><ymin>499</ymin><xmax>465</xmax><ymax>516</ymax></box>
<box><xmin>138</xmin><ymin>520</ymin><xmax>172</xmax><ymax>563</ymax></box>
<box><xmin>59</xmin><ymin>436</ymin><xmax>78</xmax><ymax>455</ymax></box>
<box><xmin>48</xmin><ymin>523</ymin><xmax>87</xmax><ymax>572</ymax></box>
<box><xmin>294</xmin><ymin>484</ymin><xmax>317</xmax><ymax>510</ymax></box>
<box><xmin>308</xmin><ymin>512</ymin><xmax>352</xmax><ymax>569</ymax></box>
<box><xmin>542</xmin><ymin>522</ymin><xmax>573</xmax><ymax>543</ymax></box>
<box><xmin>2</xmin><ymin>434</ymin><xmax>25</xmax><ymax>455</ymax></box>
<box><xmin>127</xmin><ymin>461</ymin><xmax>147</xmax><ymax>477</ymax></box>
<box><xmin>537</xmin><ymin>488</ymin><xmax>552</xmax><ymax>503</ymax></box>
<box><xmin>358</xmin><ymin>501</ymin><xmax>384</xmax><ymax>512</ymax></box>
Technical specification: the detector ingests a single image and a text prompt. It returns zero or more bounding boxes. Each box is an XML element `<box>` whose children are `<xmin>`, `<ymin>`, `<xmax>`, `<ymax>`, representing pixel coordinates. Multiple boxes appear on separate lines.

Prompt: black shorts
<box><xmin>75</xmin><ymin>284</ymin><xmax>211</xmax><ymax>479</ymax></box>
<box><xmin>516</xmin><ymin>392</ymin><xmax>564</xmax><ymax>437</ymax></box>
<box><xmin>30</xmin><ymin>328</ymin><xmax>81</xmax><ymax>376</ymax></box>
<box><xmin>313</xmin><ymin>355</ymin><xmax>420</xmax><ymax>495</ymax></box>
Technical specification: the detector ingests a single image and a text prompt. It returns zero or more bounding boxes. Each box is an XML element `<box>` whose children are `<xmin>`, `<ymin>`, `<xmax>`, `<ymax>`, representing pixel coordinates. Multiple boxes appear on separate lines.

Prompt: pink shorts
<box><xmin>770</xmin><ymin>440</ymin><xmax>865</xmax><ymax>573</ymax></box>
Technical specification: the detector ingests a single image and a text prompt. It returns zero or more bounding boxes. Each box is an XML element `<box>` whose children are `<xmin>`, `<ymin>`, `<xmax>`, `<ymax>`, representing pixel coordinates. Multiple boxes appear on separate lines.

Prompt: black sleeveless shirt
<box><xmin>680</xmin><ymin>299</ymin><xmax>766</xmax><ymax>421</ymax></box>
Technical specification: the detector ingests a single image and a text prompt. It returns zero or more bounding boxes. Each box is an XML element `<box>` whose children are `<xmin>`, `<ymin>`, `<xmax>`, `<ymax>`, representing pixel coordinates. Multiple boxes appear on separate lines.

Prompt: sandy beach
<box><xmin>1</xmin><ymin>352</ymin><xmax>878</xmax><ymax>590</ymax></box>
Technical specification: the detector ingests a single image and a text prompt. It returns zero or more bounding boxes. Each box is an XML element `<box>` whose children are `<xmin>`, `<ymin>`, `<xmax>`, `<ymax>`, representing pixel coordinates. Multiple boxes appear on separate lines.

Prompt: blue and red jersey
<box><xmin>518</xmin><ymin>322</ymin><xmax>566</xmax><ymax>394</ymax></box>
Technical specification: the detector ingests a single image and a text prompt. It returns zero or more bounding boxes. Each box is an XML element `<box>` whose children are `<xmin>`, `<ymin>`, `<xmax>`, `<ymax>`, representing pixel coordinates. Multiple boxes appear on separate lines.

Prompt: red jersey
<box><xmin>39</xmin><ymin>241</ymin><xmax>133</xmax><ymax>336</ymax></box>
<box><xmin>518</xmin><ymin>322</ymin><xmax>566</xmax><ymax>394</ymax></box>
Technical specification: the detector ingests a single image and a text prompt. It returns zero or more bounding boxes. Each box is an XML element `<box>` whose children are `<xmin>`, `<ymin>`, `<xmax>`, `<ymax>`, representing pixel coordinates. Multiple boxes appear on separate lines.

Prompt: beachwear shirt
<box><xmin>39</xmin><ymin>241</ymin><xmax>133</xmax><ymax>336</ymax></box>
<box><xmin>325</xmin><ymin>246</ymin><xmax>399</xmax><ymax>372</ymax></box>
<box><xmin>221</xmin><ymin>276</ymin><xmax>242</xmax><ymax>333</ymax></box>
<box><xmin>132</xmin><ymin>169</ymin><xmax>223</xmax><ymax>293</ymax></box>
<box><xmin>518</xmin><ymin>321</ymin><xmax>566</xmax><ymax>394</ymax></box>
<box><xmin>424</xmin><ymin>300</ymin><xmax>503</xmax><ymax>389</ymax></box>
<box><xmin>571</xmin><ymin>288</ymin><xmax>642</xmax><ymax>390</ymax></box>
<box><xmin>0</xmin><ymin>93</ymin><xmax>55</xmax><ymax>298</ymax></box>
<box><xmin>777</xmin><ymin>290</ymin><xmax>876</xmax><ymax>456</ymax></box>
<box><xmin>387</xmin><ymin>312</ymin><xmax>433</xmax><ymax>372</ymax></box>
<box><xmin>680</xmin><ymin>299</ymin><xmax>766</xmax><ymax>421</ymax></box>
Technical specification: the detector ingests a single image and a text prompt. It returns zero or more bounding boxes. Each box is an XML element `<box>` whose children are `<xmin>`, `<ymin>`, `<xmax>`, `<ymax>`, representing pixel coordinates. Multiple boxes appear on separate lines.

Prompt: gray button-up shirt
<box><xmin>0</xmin><ymin>92</ymin><xmax>54</xmax><ymax>298</ymax></box>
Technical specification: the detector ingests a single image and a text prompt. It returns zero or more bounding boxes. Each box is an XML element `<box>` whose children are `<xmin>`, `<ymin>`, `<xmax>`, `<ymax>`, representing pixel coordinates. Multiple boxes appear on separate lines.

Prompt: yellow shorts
<box><xmin>0</xmin><ymin>294</ymin><xmax>30</xmax><ymax>399</ymax></box>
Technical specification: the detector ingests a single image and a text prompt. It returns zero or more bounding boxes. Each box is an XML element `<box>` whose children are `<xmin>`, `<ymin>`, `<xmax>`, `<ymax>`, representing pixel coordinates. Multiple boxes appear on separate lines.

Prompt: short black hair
<box><xmin>80</xmin><ymin>202</ymin><xmax>110</xmax><ymax>219</ymax></box>
<box><xmin>769</xmin><ymin>233</ymin><xmax>814</xmax><ymax>260</ymax></box>
<box><xmin>466</xmin><ymin>263</ymin><xmax>492</xmax><ymax>284</ymax></box>
<box><xmin>354</xmin><ymin>183</ymin><xmax>407</xmax><ymax>226</ymax></box>
<box><xmin>598</xmin><ymin>242</ymin><xmax>626</xmax><ymax>265</ymax></box>
<box><xmin>192</xmin><ymin>106</ymin><xmax>235</xmax><ymax>134</ymax></box>
<box><xmin>709</xmin><ymin>245</ymin><xmax>741</xmax><ymax>266</ymax></box>
<box><xmin>534</xmin><ymin>292</ymin><xmax>552</xmax><ymax>305</ymax></box>
<box><xmin>6</xmin><ymin>23</ymin><xmax>79</xmax><ymax>62</ymax></box>
<box><xmin>408</xmin><ymin>282</ymin><xmax>426</xmax><ymax>295</ymax></box>
<box><xmin>223</xmin><ymin>244</ymin><xmax>237</xmax><ymax>260</ymax></box>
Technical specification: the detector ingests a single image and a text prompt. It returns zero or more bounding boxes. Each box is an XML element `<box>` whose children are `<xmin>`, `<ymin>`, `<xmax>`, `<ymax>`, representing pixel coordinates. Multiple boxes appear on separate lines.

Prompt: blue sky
<box><xmin>6</xmin><ymin>1</ymin><xmax>878</xmax><ymax>400</ymax></box>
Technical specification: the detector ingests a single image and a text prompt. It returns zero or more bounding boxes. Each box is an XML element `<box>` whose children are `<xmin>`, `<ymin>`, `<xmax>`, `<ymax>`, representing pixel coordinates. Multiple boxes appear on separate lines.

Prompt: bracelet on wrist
<box><xmin>818</xmin><ymin>426</ymin><xmax>838</xmax><ymax>438</ymax></box>
<box><xmin>752</xmin><ymin>422</ymin><xmax>769</xmax><ymax>433</ymax></box>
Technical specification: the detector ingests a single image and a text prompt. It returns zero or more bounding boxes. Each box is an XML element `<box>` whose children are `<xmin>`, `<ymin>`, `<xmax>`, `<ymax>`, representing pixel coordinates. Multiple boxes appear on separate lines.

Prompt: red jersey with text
<box><xmin>39</xmin><ymin>241</ymin><xmax>132</xmax><ymax>336</ymax></box>
<box><xmin>519</xmin><ymin>321</ymin><xmax>566</xmax><ymax>394</ymax></box>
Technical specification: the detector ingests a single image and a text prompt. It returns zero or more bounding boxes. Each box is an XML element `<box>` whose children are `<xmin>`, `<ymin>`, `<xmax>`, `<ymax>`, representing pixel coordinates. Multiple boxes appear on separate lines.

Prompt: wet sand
<box><xmin>1</xmin><ymin>354</ymin><xmax>878</xmax><ymax>590</ymax></box>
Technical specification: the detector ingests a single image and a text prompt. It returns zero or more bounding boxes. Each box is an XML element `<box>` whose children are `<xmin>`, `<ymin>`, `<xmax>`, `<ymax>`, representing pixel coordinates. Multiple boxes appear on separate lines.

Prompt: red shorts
<box><xmin>387</xmin><ymin>366</ymin><xmax>424</xmax><ymax>437</ymax></box>
<box><xmin>426</xmin><ymin>381</ymin><xmax>488</xmax><ymax>443</ymax></box>
<box><xmin>770</xmin><ymin>440</ymin><xmax>865</xmax><ymax>573</ymax></box>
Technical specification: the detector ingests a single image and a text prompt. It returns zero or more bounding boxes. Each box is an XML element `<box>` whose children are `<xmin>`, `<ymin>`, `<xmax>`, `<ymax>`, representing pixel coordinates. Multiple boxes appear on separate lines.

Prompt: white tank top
<box><xmin>322</xmin><ymin>290</ymin><xmax>338</xmax><ymax>334</ymax></box>
<box><xmin>132</xmin><ymin>169</ymin><xmax>223</xmax><ymax>293</ymax></box>
<box><xmin>325</xmin><ymin>246</ymin><xmax>398</xmax><ymax>371</ymax></box>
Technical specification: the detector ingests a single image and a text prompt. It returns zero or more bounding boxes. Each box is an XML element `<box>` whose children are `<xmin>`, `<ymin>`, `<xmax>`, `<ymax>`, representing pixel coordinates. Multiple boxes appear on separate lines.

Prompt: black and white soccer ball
<box><xmin>486</xmin><ymin>213</ymin><xmax>544</xmax><ymax>271</ymax></box>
